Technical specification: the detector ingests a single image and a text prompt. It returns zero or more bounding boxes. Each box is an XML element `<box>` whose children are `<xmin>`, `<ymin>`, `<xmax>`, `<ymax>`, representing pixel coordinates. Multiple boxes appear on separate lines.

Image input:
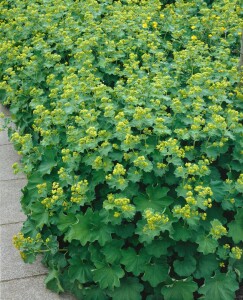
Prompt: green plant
<box><xmin>1</xmin><ymin>0</ymin><xmax>243</xmax><ymax>299</ymax></box>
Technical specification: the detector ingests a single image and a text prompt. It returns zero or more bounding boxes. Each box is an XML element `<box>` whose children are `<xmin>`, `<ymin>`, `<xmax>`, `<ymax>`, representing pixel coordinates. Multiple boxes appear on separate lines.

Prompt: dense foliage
<box><xmin>1</xmin><ymin>0</ymin><xmax>243</xmax><ymax>299</ymax></box>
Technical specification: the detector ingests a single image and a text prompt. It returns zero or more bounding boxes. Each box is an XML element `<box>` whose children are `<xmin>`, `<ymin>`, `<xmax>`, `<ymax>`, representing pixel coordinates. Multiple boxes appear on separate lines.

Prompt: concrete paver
<box><xmin>0</xmin><ymin>275</ymin><xmax>76</xmax><ymax>300</ymax></box>
<box><xmin>0</xmin><ymin>222</ymin><xmax>48</xmax><ymax>281</ymax></box>
<box><xmin>0</xmin><ymin>104</ymin><xmax>10</xmax><ymax>116</ymax></box>
<box><xmin>0</xmin><ymin>179</ymin><xmax>27</xmax><ymax>225</ymax></box>
<box><xmin>0</xmin><ymin>127</ymin><xmax>11</xmax><ymax>146</ymax></box>
<box><xmin>0</xmin><ymin>144</ymin><xmax>25</xmax><ymax>181</ymax></box>
<box><xmin>0</xmin><ymin>104</ymin><xmax>78</xmax><ymax>299</ymax></box>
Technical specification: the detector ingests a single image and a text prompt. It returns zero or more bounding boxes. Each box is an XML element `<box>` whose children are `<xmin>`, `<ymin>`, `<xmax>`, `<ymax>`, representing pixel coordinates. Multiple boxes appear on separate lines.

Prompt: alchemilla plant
<box><xmin>1</xmin><ymin>0</ymin><xmax>243</xmax><ymax>299</ymax></box>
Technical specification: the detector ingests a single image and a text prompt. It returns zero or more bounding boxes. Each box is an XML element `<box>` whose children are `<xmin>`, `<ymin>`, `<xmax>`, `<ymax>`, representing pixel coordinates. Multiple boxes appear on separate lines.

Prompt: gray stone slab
<box><xmin>0</xmin><ymin>223</ymin><xmax>48</xmax><ymax>281</ymax></box>
<box><xmin>0</xmin><ymin>104</ymin><xmax>10</xmax><ymax>116</ymax></box>
<box><xmin>0</xmin><ymin>128</ymin><xmax>10</xmax><ymax>145</ymax></box>
<box><xmin>0</xmin><ymin>144</ymin><xmax>25</xmax><ymax>181</ymax></box>
<box><xmin>0</xmin><ymin>179</ymin><xmax>27</xmax><ymax>225</ymax></box>
<box><xmin>0</xmin><ymin>275</ymin><xmax>76</xmax><ymax>300</ymax></box>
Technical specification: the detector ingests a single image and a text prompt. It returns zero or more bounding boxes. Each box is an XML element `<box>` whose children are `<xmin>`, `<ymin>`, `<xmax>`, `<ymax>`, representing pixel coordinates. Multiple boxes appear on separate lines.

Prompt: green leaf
<box><xmin>109</xmin><ymin>277</ymin><xmax>143</xmax><ymax>300</ymax></box>
<box><xmin>230</xmin><ymin>256</ymin><xmax>243</xmax><ymax>280</ymax></box>
<box><xmin>198</xmin><ymin>271</ymin><xmax>239</xmax><ymax>300</ymax></box>
<box><xmin>84</xmin><ymin>286</ymin><xmax>109</xmax><ymax>300</ymax></box>
<box><xmin>142</xmin><ymin>258</ymin><xmax>169</xmax><ymax>287</ymax></box>
<box><xmin>210</xmin><ymin>180</ymin><xmax>227</xmax><ymax>202</ymax></box>
<box><xmin>121</xmin><ymin>248</ymin><xmax>150</xmax><ymax>276</ymax></box>
<box><xmin>68</xmin><ymin>258</ymin><xmax>92</xmax><ymax>283</ymax></box>
<box><xmin>161</xmin><ymin>277</ymin><xmax>197</xmax><ymax>300</ymax></box>
<box><xmin>171</xmin><ymin>222</ymin><xmax>191</xmax><ymax>241</ymax></box>
<box><xmin>145</xmin><ymin>238</ymin><xmax>172</xmax><ymax>258</ymax></box>
<box><xmin>193</xmin><ymin>254</ymin><xmax>218</xmax><ymax>279</ymax></box>
<box><xmin>56</xmin><ymin>213</ymin><xmax>78</xmax><ymax>232</ymax></box>
<box><xmin>44</xmin><ymin>269</ymin><xmax>64</xmax><ymax>293</ymax></box>
<box><xmin>101</xmin><ymin>239</ymin><xmax>124</xmax><ymax>264</ymax></box>
<box><xmin>196</xmin><ymin>236</ymin><xmax>218</xmax><ymax>255</ymax></box>
<box><xmin>65</xmin><ymin>208</ymin><xmax>112</xmax><ymax>246</ymax></box>
<box><xmin>173</xmin><ymin>256</ymin><xmax>197</xmax><ymax>277</ymax></box>
<box><xmin>133</xmin><ymin>186</ymin><xmax>173</xmax><ymax>212</ymax></box>
<box><xmin>228</xmin><ymin>209</ymin><xmax>243</xmax><ymax>243</ymax></box>
<box><xmin>38</xmin><ymin>147</ymin><xmax>57</xmax><ymax>175</ymax></box>
<box><xmin>31</xmin><ymin>202</ymin><xmax>49</xmax><ymax>229</ymax></box>
<box><xmin>92</xmin><ymin>263</ymin><xmax>124</xmax><ymax>290</ymax></box>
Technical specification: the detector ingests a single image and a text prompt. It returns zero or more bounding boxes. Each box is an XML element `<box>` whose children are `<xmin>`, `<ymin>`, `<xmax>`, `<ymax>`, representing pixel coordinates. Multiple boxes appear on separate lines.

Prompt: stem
<box><xmin>238</xmin><ymin>28</ymin><xmax>243</xmax><ymax>86</ymax></box>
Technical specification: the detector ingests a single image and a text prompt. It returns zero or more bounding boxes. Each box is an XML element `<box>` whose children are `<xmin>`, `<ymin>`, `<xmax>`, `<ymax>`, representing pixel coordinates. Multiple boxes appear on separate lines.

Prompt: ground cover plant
<box><xmin>0</xmin><ymin>0</ymin><xmax>243</xmax><ymax>299</ymax></box>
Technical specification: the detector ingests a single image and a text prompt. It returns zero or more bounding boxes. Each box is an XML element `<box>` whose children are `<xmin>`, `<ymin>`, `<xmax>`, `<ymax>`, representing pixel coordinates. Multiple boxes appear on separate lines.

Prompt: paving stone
<box><xmin>0</xmin><ymin>179</ymin><xmax>27</xmax><ymax>225</ymax></box>
<box><xmin>0</xmin><ymin>104</ymin><xmax>10</xmax><ymax>116</ymax></box>
<box><xmin>0</xmin><ymin>127</ymin><xmax>10</xmax><ymax>145</ymax></box>
<box><xmin>0</xmin><ymin>144</ymin><xmax>25</xmax><ymax>181</ymax></box>
<box><xmin>0</xmin><ymin>223</ymin><xmax>48</xmax><ymax>281</ymax></box>
<box><xmin>0</xmin><ymin>275</ymin><xmax>76</xmax><ymax>300</ymax></box>
<box><xmin>0</xmin><ymin>117</ymin><xmax>15</xmax><ymax>146</ymax></box>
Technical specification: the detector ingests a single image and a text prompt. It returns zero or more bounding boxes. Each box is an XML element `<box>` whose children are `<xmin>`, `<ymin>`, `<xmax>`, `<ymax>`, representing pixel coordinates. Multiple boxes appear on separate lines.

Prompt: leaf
<box><xmin>193</xmin><ymin>254</ymin><xmax>218</xmax><ymax>279</ymax></box>
<box><xmin>228</xmin><ymin>209</ymin><xmax>243</xmax><ymax>243</ymax></box>
<box><xmin>92</xmin><ymin>263</ymin><xmax>124</xmax><ymax>290</ymax></box>
<box><xmin>198</xmin><ymin>271</ymin><xmax>239</xmax><ymax>300</ymax></box>
<box><xmin>84</xmin><ymin>286</ymin><xmax>109</xmax><ymax>300</ymax></box>
<box><xmin>210</xmin><ymin>180</ymin><xmax>227</xmax><ymax>202</ymax></box>
<box><xmin>161</xmin><ymin>277</ymin><xmax>197</xmax><ymax>300</ymax></box>
<box><xmin>65</xmin><ymin>208</ymin><xmax>112</xmax><ymax>246</ymax></box>
<box><xmin>31</xmin><ymin>202</ymin><xmax>49</xmax><ymax>229</ymax></box>
<box><xmin>142</xmin><ymin>258</ymin><xmax>169</xmax><ymax>287</ymax></box>
<box><xmin>68</xmin><ymin>256</ymin><xmax>93</xmax><ymax>283</ymax></box>
<box><xmin>133</xmin><ymin>186</ymin><xmax>173</xmax><ymax>212</ymax></box>
<box><xmin>173</xmin><ymin>256</ymin><xmax>197</xmax><ymax>277</ymax></box>
<box><xmin>171</xmin><ymin>222</ymin><xmax>191</xmax><ymax>241</ymax></box>
<box><xmin>38</xmin><ymin>147</ymin><xmax>57</xmax><ymax>175</ymax></box>
<box><xmin>196</xmin><ymin>236</ymin><xmax>218</xmax><ymax>255</ymax></box>
<box><xmin>121</xmin><ymin>248</ymin><xmax>150</xmax><ymax>276</ymax></box>
<box><xmin>145</xmin><ymin>239</ymin><xmax>172</xmax><ymax>258</ymax></box>
<box><xmin>108</xmin><ymin>277</ymin><xmax>143</xmax><ymax>300</ymax></box>
<box><xmin>101</xmin><ymin>239</ymin><xmax>124</xmax><ymax>264</ymax></box>
<box><xmin>114</xmin><ymin>223</ymin><xmax>135</xmax><ymax>238</ymax></box>
<box><xmin>56</xmin><ymin>213</ymin><xmax>78</xmax><ymax>232</ymax></box>
<box><xmin>44</xmin><ymin>269</ymin><xmax>64</xmax><ymax>293</ymax></box>
<box><xmin>230</xmin><ymin>256</ymin><xmax>243</xmax><ymax>280</ymax></box>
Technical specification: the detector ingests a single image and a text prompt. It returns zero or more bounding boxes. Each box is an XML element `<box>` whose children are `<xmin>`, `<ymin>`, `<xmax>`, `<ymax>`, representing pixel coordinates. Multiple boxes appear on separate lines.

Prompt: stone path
<box><xmin>0</xmin><ymin>105</ymin><xmax>75</xmax><ymax>299</ymax></box>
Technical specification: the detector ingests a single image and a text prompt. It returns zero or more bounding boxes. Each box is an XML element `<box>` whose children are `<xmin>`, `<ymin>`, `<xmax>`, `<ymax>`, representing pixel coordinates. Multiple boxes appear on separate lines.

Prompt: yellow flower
<box><xmin>114</xmin><ymin>212</ymin><xmax>121</xmax><ymax>218</ymax></box>
<box><xmin>142</xmin><ymin>23</ymin><xmax>148</xmax><ymax>29</ymax></box>
<box><xmin>191</xmin><ymin>25</ymin><xmax>196</xmax><ymax>30</ymax></box>
<box><xmin>191</xmin><ymin>35</ymin><xmax>197</xmax><ymax>41</ymax></box>
<box><xmin>152</xmin><ymin>22</ymin><xmax>158</xmax><ymax>29</ymax></box>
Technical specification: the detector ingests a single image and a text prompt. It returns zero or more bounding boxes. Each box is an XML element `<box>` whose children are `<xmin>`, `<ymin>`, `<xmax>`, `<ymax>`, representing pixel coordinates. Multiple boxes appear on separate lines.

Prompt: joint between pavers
<box><xmin>0</xmin><ymin>176</ymin><xmax>26</xmax><ymax>182</ymax></box>
<box><xmin>0</xmin><ymin>272</ymin><xmax>48</xmax><ymax>283</ymax></box>
<box><xmin>0</xmin><ymin>220</ymin><xmax>26</xmax><ymax>226</ymax></box>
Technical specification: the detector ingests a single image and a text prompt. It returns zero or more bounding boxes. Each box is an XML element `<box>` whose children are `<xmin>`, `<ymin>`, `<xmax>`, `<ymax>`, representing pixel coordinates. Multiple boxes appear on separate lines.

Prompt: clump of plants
<box><xmin>1</xmin><ymin>0</ymin><xmax>243</xmax><ymax>299</ymax></box>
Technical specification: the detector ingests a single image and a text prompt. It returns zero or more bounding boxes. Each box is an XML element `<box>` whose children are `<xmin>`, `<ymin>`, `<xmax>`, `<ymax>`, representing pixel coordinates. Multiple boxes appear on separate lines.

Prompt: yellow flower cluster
<box><xmin>173</xmin><ymin>204</ymin><xmax>198</xmax><ymax>219</ymax></box>
<box><xmin>105</xmin><ymin>194</ymin><xmax>135</xmax><ymax>217</ymax></box>
<box><xmin>10</xmin><ymin>132</ymin><xmax>33</xmax><ymax>154</ymax></box>
<box><xmin>112</xmin><ymin>163</ymin><xmax>126</xmax><ymax>176</ymax></box>
<box><xmin>143</xmin><ymin>209</ymin><xmax>169</xmax><ymax>231</ymax></box>
<box><xmin>70</xmin><ymin>180</ymin><xmax>88</xmax><ymax>203</ymax></box>
<box><xmin>210</xmin><ymin>222</ymin><xmax>227</xmax><ymax>239</ymax></box>
<box><xmin>231</xmin><ymin>247</ymin><xmax>242</xmax><ymax>260</ymax></box>
<box><xmin>133</xmin><ymin>156</ymin><xmax>149</xmax><ymax>169</ymax></box>
<box><xmin>41</xmin><ymin>182</ymin><xmax>63</xmax><ymax>209</ymax></box>
<box><xmin>37</xmin><ymin>183</ymin><xmax>47</xmax><ymax>195</ymax></box>
<box><xmin>13</xmin><ymin>232</ymin><xmax>34</xmax><ymax>250</ymax></box>
<box><xmin>237</xmin><ymin>174</ymin><xmax>243</xmax><ymax>185</ymax></box>
<box><xmin>156</xmin><ymin>138</ymin><xmax>185</xmax><ymax>158</ymax></box>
